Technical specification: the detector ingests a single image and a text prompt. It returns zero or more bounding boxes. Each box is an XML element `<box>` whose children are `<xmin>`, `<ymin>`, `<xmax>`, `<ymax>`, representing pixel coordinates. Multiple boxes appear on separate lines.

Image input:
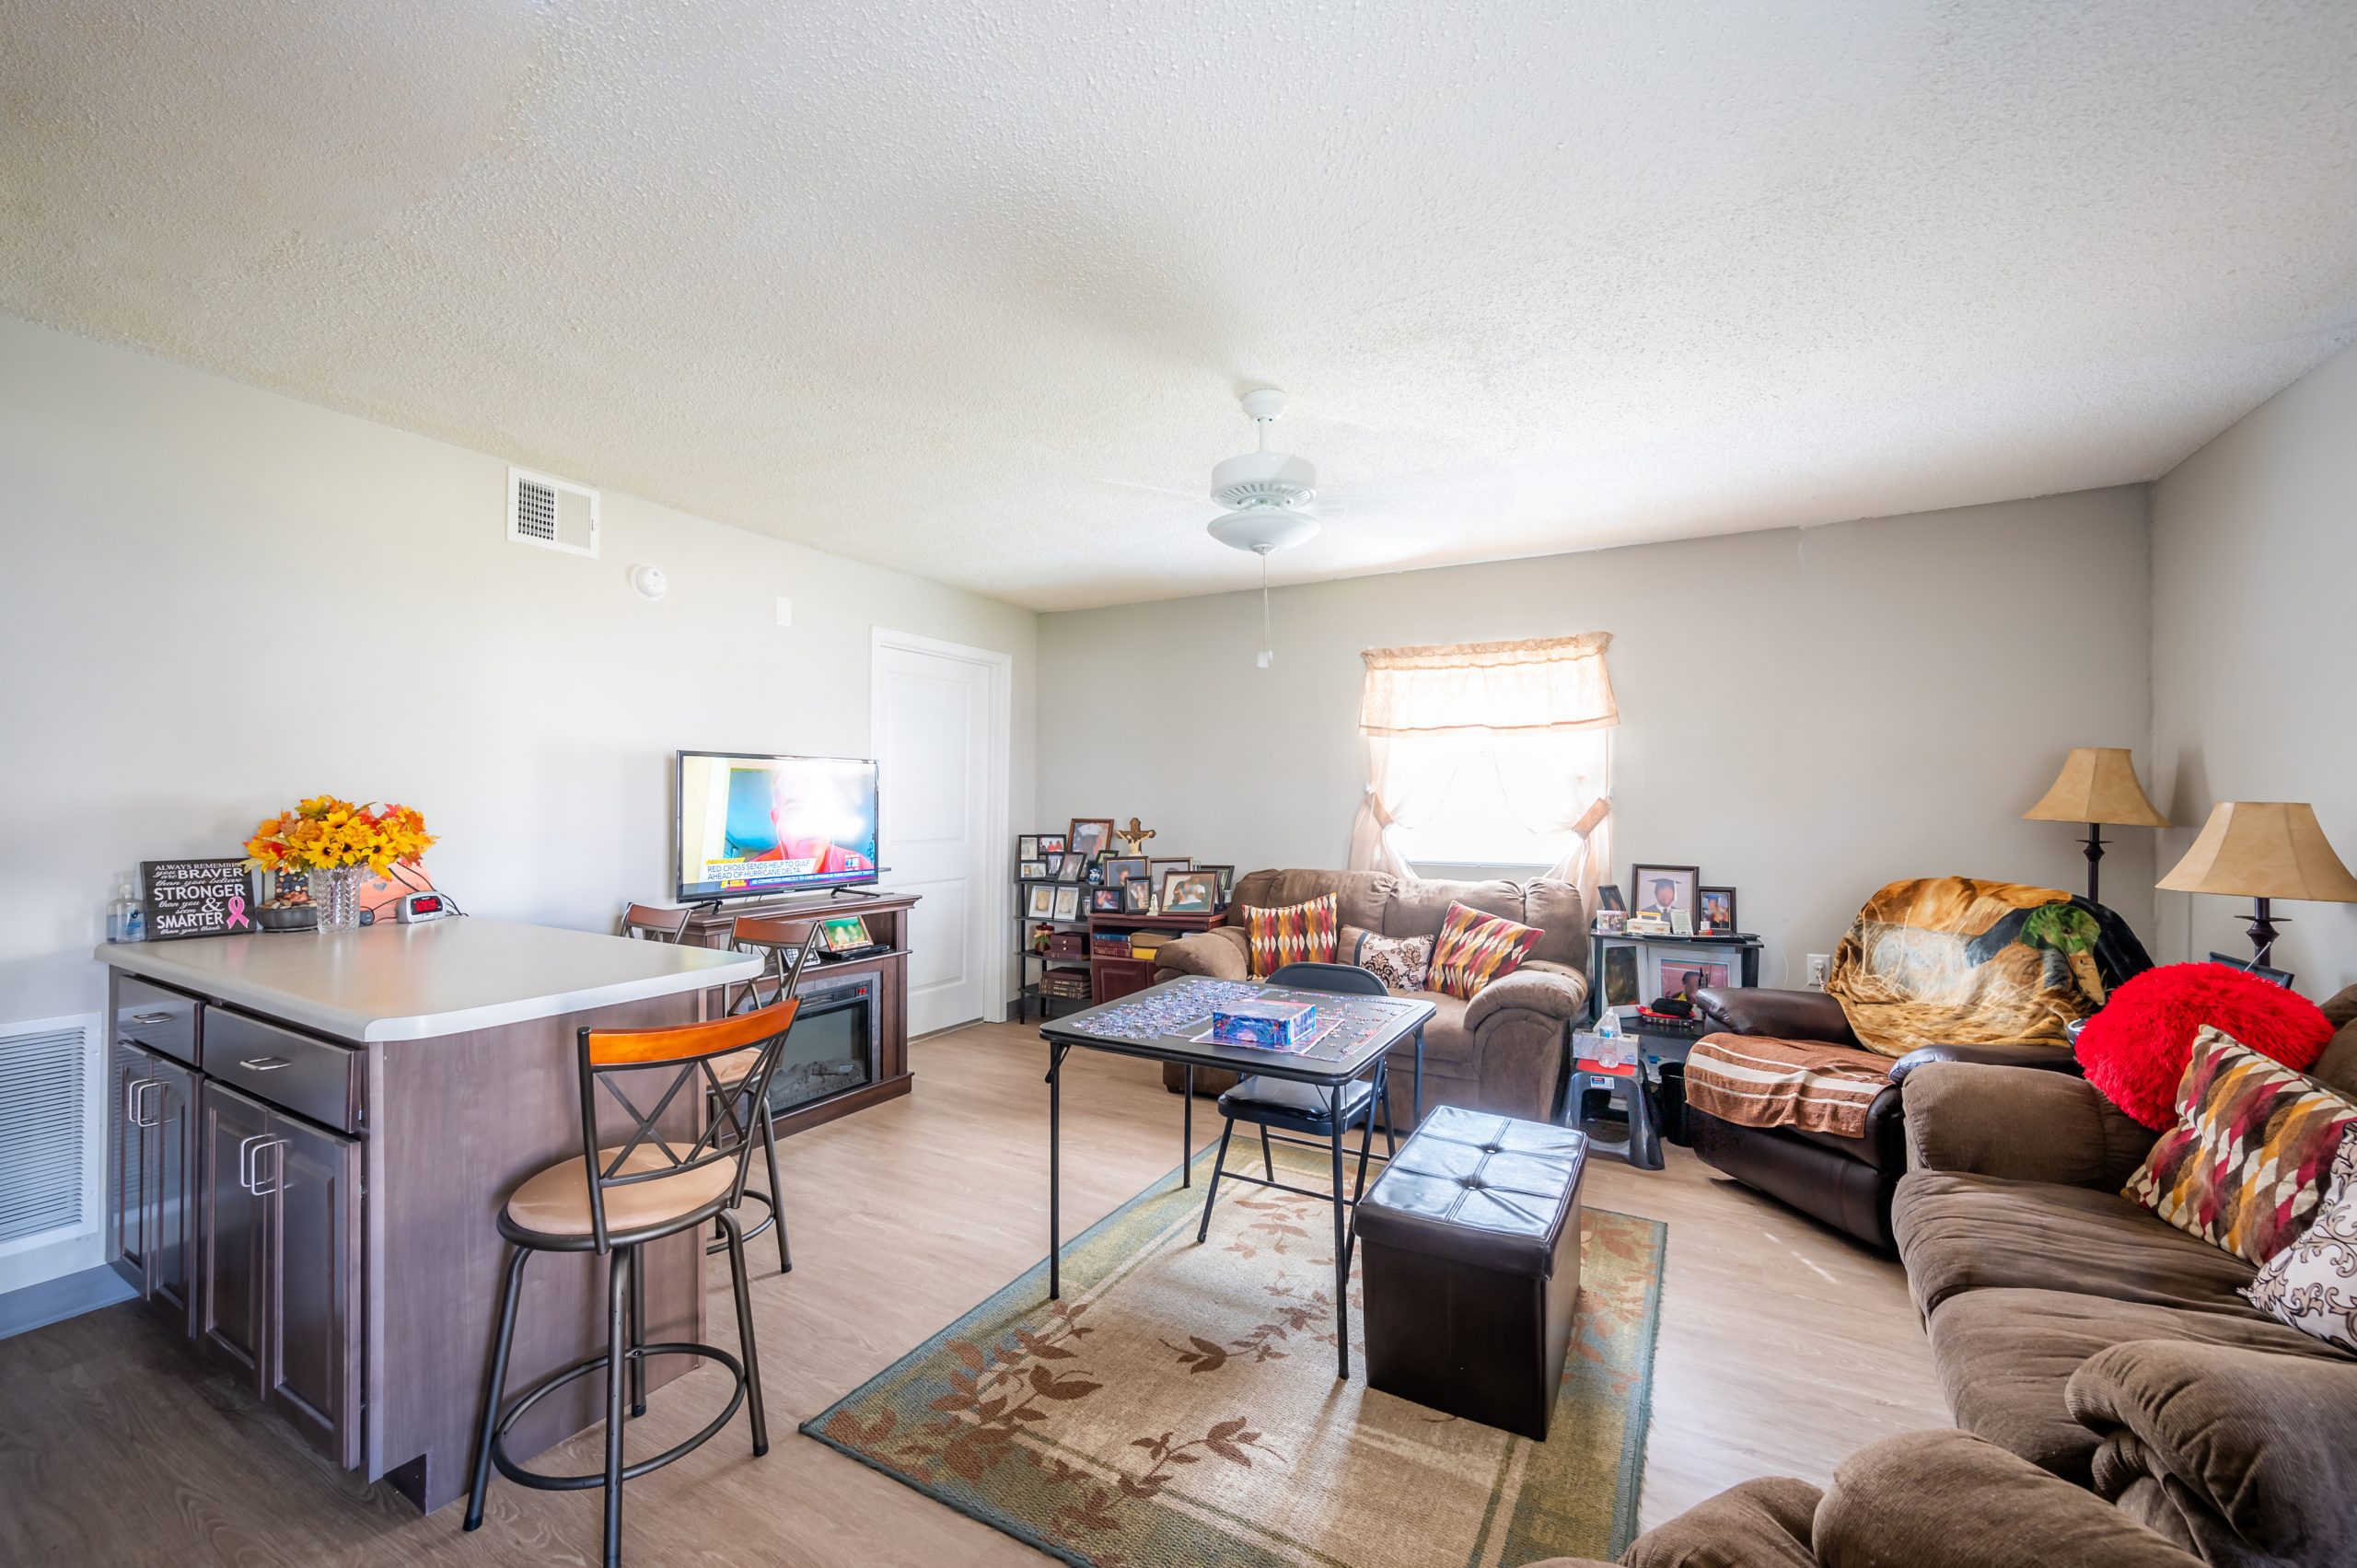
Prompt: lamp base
<box><xmin>2078</xmin><ymin>824</ymin><xmax>2107</xmax><ymax>905</ymax></box>
<box><xmin>2243</xmin><ymin>898</ymin><xmax>2284</xmax><ymax>966</ymax></box>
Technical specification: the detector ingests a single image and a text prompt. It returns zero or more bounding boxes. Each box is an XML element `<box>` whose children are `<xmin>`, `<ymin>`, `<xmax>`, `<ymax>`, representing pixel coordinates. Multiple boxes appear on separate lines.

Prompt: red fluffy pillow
<box><xmin>2077</xmin><ymin>963</ymin><xmax>2335</xmax><ymax>1130</ymax></box>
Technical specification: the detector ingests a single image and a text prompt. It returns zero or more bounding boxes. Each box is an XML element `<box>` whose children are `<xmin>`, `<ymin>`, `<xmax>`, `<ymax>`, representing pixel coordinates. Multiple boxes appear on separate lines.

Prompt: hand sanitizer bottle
<box><xmin>108</xmin><ymin>883</ymin><xmax>135</xmax><ymax>944</ymax></box>
<box><xmin>123</xmin><ymin>887</ymin><xmax>145</xmax><ymax>943</ymax></box>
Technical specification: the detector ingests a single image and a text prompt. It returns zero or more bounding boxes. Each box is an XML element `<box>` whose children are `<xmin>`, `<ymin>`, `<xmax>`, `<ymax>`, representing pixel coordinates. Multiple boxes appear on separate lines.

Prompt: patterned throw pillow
<box><xmin>2123</xmin><ymin>1027</ymin><xmax>2357</xmax><ymax>1265</ymax></box>
<box><xmin>1358</xmin><ymin>931</ymin><xmax>1434</xmax><ymax>993</ymax></box>
<box><xmin>1427</xmin><ymin>901</ymin><xmax>1542</xmax><ymax>1002</ymax></box>
<box><xmin>1243</xmin><ymin>894</ymin><xmax>1339</xmax><ymax>979</ymax></box>
<box><xmin>2246</xmin><ymin>1135</ymin><xmax>2357</xmax><ymax>1351</ymax></box>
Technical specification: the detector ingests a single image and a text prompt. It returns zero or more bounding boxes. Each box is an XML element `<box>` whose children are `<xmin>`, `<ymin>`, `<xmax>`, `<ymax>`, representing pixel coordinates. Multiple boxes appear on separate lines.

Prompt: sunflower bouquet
<box><xmin>245</xmin><ymin>796</ymin><xmax>436</xmax><ymax>874</ymax></box>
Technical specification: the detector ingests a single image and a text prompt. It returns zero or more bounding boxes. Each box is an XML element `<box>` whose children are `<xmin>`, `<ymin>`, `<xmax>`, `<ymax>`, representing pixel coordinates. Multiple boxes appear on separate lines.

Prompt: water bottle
<box><xmin>107</xmin><ymin>882</ymin><xmax>136</xmax><ymax>944</ymax></box>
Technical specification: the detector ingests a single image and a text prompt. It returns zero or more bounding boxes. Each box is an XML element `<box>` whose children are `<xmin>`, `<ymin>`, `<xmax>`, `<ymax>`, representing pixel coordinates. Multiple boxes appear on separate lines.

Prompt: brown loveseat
<box><xmin>1527</xmin><ymin>1427</ymin><xmax>2203</xmax><ymax>1567</ymax></box>
<box><xmin>1151</xmin><ymin>868</ymin><xmax>1587</xmax><ymax>1123</ymax></box>
<box><xmin>1890</xmin><ymin>982</ymin><xmax>2357</xmax><ymax>1565</ymax></box>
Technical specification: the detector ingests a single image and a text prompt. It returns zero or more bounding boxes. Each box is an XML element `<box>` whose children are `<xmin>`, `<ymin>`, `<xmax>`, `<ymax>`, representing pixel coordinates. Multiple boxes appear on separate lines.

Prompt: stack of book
<box><xmin>1091</xmin><ymin>931</ymin><xmax>1134</xmax><ymax>958</ymax></box>
<box><xmin>1038</xmin><ymin>970</ymin><xmax>1092</xmax><ymax>1001</ymax></box>
<box><xmin>1129</xmin><ymin>929</ymin><xmax>1173</xmax><ymax>961</ymax></box>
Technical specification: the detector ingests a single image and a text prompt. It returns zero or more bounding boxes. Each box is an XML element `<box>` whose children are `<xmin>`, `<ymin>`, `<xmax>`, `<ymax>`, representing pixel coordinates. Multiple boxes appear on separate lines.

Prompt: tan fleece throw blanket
<box><xmin>1683</xmin><ymin>1033</ymin><xmax>1892</xmax><ymax>1139</ymax></box>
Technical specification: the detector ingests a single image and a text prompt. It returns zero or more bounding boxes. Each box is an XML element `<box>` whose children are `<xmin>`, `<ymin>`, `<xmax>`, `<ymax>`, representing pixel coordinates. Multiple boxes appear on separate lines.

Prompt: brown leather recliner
<box><xmin>1684</xmin><ymin>985</ymin><xmax>2077</xmax><ymax>1250</ymax></box>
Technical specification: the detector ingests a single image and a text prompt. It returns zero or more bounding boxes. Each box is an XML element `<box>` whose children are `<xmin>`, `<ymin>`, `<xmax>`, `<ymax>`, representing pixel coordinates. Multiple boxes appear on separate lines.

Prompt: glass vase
<box><xmin>315</xmin><ymin>865</ymin><xmax>366</xmax><ymax>932</ymax></box>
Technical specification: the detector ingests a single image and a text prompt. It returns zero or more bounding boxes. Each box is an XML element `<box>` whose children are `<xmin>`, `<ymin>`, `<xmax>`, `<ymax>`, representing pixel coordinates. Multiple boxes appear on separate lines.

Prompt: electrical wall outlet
<box><xmin>1805</xmin><ymin>953</ymin><xmax>1831</xmax><ymax>989</ymax></box>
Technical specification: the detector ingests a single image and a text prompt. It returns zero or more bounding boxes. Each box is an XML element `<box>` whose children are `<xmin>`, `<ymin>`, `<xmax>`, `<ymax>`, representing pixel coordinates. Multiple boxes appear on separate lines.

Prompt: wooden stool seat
<box><xmin>709</xmin><ymin>1047</ymin><xmax>761</xmax><ymax>1089</ymax></box>
<box><xmin>504</xmin><ymin>1149</ymin><xmax>740</xmax><ymax>1241</ymax></box>
<box><xmin>466</xmin><ymin>995</ymin><xmax>802</xmax><ymax>1566</ymax></box>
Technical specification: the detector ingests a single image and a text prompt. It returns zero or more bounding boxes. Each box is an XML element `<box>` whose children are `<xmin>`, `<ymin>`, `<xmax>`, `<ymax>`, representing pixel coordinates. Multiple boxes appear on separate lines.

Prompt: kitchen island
<box><xmin>99</xmin><ymin>918</ymin><xmax>761</xmax><ymax>1515</ymax></box>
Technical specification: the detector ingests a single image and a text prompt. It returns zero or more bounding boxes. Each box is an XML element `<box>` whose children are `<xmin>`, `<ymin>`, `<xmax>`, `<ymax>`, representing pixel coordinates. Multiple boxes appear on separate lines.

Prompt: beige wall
<box><xmin>0</xmin><ymin>314</ymin><xmax>1036</xmax><ymax>1022</ymax></box>
<box><xmin>2150</xmin><ymin>343</ymin><xmax>2357</xmax><ymax>993</ymax></box>
<box><xmin>1039</xmin><ymin>490</ymin><xmax>2156</xmax><ymax>985</ymax></box>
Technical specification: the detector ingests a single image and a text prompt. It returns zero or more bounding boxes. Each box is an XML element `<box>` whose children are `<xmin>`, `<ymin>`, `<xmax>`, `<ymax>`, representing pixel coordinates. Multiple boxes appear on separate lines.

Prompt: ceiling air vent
<box><xmin>0</xmin><ymin>1021</ymin><xmax>88</xmax><ymax>1247</ymax></box>
<box><xmin>507</xmin><ymin>466</ymin><xmax>600</xmax><ymax>558</ymax></box>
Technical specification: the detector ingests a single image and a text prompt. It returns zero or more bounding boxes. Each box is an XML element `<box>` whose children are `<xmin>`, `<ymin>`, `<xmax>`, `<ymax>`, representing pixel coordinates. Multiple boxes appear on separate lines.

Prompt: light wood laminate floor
<box><xmin>1</xmin><ymin>1021</ymin><xmax>1947</xmax><ymax>1566</ymax></box>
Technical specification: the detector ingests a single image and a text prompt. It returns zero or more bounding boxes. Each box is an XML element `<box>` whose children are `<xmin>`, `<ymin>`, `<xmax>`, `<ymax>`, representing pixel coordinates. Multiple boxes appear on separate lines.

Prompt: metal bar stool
<box><xmin>1193</xmin><ymin>962</ymin><xmax>1399</xmax><ymax>1262</ymax></box>
<box><xmin>705</xmin><ymin>921</ymin><xmax>817</xmax><ymax>1272</ymax></box>
<box><xmin>463</xmin><ymin>995</ymin><xmax>802</xmax><ymax>1567</ymax></box>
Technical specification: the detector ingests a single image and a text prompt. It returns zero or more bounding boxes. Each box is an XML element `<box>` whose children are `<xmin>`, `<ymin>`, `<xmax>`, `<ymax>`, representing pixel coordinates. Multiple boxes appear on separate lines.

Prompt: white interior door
<box><xmin>872</xmin><ymin>630</ymin><xmax>1009</xmax><ymax>1036</ymax></box>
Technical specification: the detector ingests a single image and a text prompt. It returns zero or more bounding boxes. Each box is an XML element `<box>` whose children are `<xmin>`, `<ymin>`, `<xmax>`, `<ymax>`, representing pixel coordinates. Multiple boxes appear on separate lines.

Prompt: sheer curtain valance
<box><xmin>1348</xmin><ymin>634</ymin><xmax>1618</xmax><ymax>911</ymax></box>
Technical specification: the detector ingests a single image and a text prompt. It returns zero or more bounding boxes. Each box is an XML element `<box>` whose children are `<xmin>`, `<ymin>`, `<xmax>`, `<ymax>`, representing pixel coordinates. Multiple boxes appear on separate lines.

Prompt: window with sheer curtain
<box><xmin>1348</xmin><ymin>634</ymin><xmax>1617</xmax><ymax>907</ymax></box>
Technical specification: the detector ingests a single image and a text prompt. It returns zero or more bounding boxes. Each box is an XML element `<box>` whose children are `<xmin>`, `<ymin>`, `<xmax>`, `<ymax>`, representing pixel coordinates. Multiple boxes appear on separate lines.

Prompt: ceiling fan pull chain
<box><xmin>1258</xmin><ymin>547</ymin><xmax>1274</xmax><ymax>668</ymax></box>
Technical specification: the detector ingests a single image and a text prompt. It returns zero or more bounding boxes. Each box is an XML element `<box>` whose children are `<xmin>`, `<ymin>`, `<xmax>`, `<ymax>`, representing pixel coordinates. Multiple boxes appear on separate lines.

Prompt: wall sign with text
<box><xmin>140</xmin><ymin>858</ymin><xmax>258</xmax><ymax>940</ymax></box>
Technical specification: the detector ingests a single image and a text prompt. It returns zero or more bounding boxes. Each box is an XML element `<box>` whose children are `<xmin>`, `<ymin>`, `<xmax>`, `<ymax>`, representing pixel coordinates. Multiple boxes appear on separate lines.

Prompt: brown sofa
<box><xmin>1890</xmin><ymin>982</ymin><xmax>2357</xmax><ymax>1566</ymax></box>
<box><xmin>1151</xmin><ymin>868</ymin><xmax>1587</xmax><ymax>1123</ymax></box>
<box><xmin>1526</xmin><ymin>1427</ymin><xmax>2202</xmax><ymax>1567</ymax></box>
<box><xmin>1684</xmin><ymin>984</ymin><xmax>2084</xmax><ymax>1250</ymax></box>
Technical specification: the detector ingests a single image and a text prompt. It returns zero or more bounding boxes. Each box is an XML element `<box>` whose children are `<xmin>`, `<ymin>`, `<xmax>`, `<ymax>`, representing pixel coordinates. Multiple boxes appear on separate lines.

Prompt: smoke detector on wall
<box><xmin>506</xmin><ymin>466</ymin><xmax>600</xmax><ymax>558</ymax></box>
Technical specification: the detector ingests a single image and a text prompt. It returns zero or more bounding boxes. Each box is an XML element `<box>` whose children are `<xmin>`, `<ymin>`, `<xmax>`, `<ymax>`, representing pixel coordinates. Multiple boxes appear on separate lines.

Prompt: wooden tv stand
<box><xmin>677</xmin><ymin>889</ymin><xmax>919</xmax><ymax>1138</ymax></box>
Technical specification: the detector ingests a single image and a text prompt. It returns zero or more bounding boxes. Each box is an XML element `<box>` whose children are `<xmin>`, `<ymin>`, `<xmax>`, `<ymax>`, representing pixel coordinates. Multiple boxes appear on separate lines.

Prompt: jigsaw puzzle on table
<box><xmin>1076</xmin><ymin>976</ymin><xmax>1418</xmax><ymax>1060</ymax></box>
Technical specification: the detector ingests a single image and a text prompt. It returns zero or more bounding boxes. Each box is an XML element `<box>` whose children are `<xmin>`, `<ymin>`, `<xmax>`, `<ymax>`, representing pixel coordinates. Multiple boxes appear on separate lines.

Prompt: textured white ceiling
<box><xmin>5</xmin><ymin>2</ymin><xmax>2354</xmax><ymax>610</ymax></box>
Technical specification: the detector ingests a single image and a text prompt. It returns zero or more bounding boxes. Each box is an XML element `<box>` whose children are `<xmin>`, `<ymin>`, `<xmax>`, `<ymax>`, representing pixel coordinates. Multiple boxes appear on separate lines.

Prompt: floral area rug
<box><xmin>802</xmin><ymin>1137</ymin><xmax>1666</xmax><ymax>1567</ymax></box>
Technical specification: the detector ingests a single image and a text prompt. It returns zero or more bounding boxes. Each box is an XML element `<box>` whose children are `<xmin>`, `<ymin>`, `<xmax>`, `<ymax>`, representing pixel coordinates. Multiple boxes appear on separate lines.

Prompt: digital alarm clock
<box><xmin>396</xmin><ymin>890</ymin><xmax>451</xmax><ymax>923</ymax></box>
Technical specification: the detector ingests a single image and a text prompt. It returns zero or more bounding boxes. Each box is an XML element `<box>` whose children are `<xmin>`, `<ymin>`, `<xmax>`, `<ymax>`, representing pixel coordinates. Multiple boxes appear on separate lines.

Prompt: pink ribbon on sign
<box><xmin>226</xmin><ymin>895</ymin><xmax>250</xmax><ymax>931</ymax></box>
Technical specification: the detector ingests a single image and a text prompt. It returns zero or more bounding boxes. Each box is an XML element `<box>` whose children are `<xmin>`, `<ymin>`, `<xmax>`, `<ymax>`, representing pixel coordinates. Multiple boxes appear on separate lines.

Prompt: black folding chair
<box><xmin>1192</xmin><ymin>961</ymin><xmax>1399</xmax><ymax>1256</ymax></box>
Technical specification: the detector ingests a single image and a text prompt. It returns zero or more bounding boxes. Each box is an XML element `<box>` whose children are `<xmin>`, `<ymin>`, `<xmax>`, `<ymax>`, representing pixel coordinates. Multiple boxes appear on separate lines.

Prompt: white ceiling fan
<box><xmin>1103</xmin><ymin>388</ymin><xmax>1331</xmax><ymax>666</ymax></box>
<box><xmin>1100</xmin><ymin>387</ymin><xmax>1519</xmax><ymax>667</ymax></box>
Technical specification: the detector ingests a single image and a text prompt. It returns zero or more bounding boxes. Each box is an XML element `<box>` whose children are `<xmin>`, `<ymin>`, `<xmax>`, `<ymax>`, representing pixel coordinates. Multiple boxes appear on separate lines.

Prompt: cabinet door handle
<box><xmin>237</xmin><ymin>1055</ymin><xmax>291</xmax><ymax>1073</ymax></box>
<box><xmin>132</xmin><ymin>1080</ymin><xmax>163</xmax><ymax>1128</ymax></box>
<box><xmin>251</xmin><ymin>1139</ymin><xmax>288</xmax><ymax>1197</ymax></box>
<box><xmin>238</xmin><ymin>1133</ymin><xmax>267</xmax><ymax>1192</ymax></box>
<box><xmin>125</xmin><ymin>1076</ymin><xmax>153</xmax><ymax>1124</ymax></box>
<box><xmin>131</xmin><ymin>1011</ymin><xmax>174</xmax><ymax>1025</ymax></box>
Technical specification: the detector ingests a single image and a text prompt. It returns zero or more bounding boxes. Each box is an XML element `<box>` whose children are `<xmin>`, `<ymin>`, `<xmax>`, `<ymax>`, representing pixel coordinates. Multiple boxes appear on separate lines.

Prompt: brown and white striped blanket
<box><xmin>1683</xmin><ymin>1033</ymin><xmax>1893</xmax><ymax>1139</ymax></box>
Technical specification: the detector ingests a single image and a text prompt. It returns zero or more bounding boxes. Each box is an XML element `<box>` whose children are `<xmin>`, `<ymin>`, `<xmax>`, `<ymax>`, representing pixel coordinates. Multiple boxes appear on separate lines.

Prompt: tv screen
<box><xmin>675</xmin><ymin>751</ymin><xmax>880</xmax><ymax>901</ymax></box>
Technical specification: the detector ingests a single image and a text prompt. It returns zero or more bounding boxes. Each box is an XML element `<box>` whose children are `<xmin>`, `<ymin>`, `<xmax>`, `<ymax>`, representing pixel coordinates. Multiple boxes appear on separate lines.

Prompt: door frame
<box><xmin>870</xmin><ymin>626</ymin><xmax>1015</xmax><ymax>1027</ymax></box>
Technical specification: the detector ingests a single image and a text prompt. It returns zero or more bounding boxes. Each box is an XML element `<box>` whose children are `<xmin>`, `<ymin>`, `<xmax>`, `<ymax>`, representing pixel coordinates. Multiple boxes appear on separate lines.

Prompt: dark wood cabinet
<box><xmin>199</xmin><ymin>1081</ymin><xmax>270</xmax><ymax>1384</ymax></box>
<box><xmin>262</xmin><ymin>1111</ymin><xmax>363</xmax><ymax>1468</ymax></box>
<box><xmin>108</xmin><ymin>1038</ymin><xmax>197</xmax><ymax>1333</ymax></box>
<box><xmin>196</xmin><ymin>1081</ymin><xmax>363</xmax><ymax>1468</ymax></box>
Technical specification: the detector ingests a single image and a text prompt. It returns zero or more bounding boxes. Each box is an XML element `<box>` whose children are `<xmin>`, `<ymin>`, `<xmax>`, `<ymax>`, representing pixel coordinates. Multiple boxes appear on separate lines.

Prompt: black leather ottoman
<box><xmin>1352</xmin><ymin>1107</ymin><xmax>1587</xmax><ymax>1439</ymax></box>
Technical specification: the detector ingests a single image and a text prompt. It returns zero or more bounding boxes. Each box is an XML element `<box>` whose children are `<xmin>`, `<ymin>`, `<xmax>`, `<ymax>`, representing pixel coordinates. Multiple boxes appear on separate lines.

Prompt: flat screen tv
<box><xmin>675</xmin><ymin>750</ymin><xmax>881</xmax><ymax>901</ymax></box>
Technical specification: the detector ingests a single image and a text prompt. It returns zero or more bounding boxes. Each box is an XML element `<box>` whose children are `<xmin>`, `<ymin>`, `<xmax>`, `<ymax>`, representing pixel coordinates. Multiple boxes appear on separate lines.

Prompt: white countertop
<box><xmin>97</xmin><ymin>918</ymin><xmax>762</xmax><ymax>1042</ymax></box>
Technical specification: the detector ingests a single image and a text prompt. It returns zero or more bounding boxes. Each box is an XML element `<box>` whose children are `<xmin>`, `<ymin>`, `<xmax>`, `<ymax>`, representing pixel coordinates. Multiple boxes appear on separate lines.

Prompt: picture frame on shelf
<box><xmin>1066</xmin><ymin>819</ymin><xmax>1115</xmax><ymax>862</ymax></box>
<box><xmin>1647</xmin><ymin>944</ymin><xmax>1744</xmax><ymax>1008</ymax></box>
<box><xmin>1160</xmin><ymin>868</ymin><xmax>1218</xmax><ymax>914</ymax></box>
<box><xmin>1122</xmin><ymin>879</ymin><xmax>1155</xmax><ymax>913</ymax></box>
<box><xmin>1017</xmin><ymin>835</ymin><xmax>1040</xmax><ymax>861</ymax></box>
<box><xmin>1052</xmin><ymin>886</ymin><xmax>1083</xmax><ymax>922</ymax></box>
<box><xmin>1102</xmin><ymin>856</ymin><xmax>1148</xmax><ymax>886</ymax></box>
<box><xmin>1057</xmin><ymin>854</ymin><xmax>1087</xmax><ymax>883</ymax></box>
<box><xmin>1090</xmin><ymin>886</ymin><xmax>1124</xmax><ymax>913</ymax></box>
<box><xmin>1148</xmin><ymin>857</ymin><xmax>1191</xmax><ymax>887</ymax></box>
<box><xmin>1595</xmin><ymin>882</ymin><xmax>1628</xmax><ymax>914</ymax></box>
<box><xmin>1025</xmin><ymin>884</ymin><xmax>1056</xmax><ymax>920</ymax></box>
<box><xmin>1629</xmin><ymin>863</ymin><xmax>1701</xmax><ymax>923</ymax></box>
<box><xmin>1600</xmin><ymin>942</ymin><xmax>1642</xmax><ymax>1008</ymax></box>
<box><xmin>1592</xmin><ymin>908</ymin><xmax>1628</xmax><ymax>935</ymax></box>
<box><xmin>1669</xmin><ymin>908</ymin><xmax>1692</xmax><ymax>936</ymax></box>
<box><xmin>1192</xmin><ymin>863</ymin><xmax>1235</xmax><ymax>904</ymax></box>
<box><xmin>1698</xmin><ymin>885</ymin><xmax>1737</xmax><ymax>935</ymax></box>
<box><xmin>1039</xmin><ymin>833</ymin><xmax>1067</xmax><ymax>855</ymax></box>
<box><xmin>1018</xmin><ymin>859</ymin><xmax>1047</xmax><ymax>880</ymax></box>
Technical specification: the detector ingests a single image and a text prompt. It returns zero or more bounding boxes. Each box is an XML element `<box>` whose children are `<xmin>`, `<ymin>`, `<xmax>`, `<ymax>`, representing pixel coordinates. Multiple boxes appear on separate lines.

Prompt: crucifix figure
<box><xmin>1115</xmin><ymin>817</ymin><xmax>1156</xmax><ymax>855</ymax></box>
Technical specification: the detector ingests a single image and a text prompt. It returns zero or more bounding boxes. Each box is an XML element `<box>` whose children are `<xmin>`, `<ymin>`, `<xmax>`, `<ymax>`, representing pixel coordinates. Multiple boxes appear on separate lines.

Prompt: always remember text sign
<box><xmin>140</xmin><ymin>859</ymin><xmax>258</xmax><ymax>940</ymax></box>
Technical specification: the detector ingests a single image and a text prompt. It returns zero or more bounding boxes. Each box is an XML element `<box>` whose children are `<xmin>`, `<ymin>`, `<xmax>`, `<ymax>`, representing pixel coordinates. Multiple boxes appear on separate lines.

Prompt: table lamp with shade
<box><xmin>2023</xmin><ymin>748</ymin><xmax>2170</xmax><ymax>904</ymax></box>
<box><xmin>2156</xmin><ymin>801</ymin><xmax>2357</xmax><ymax>964</ymax></box>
